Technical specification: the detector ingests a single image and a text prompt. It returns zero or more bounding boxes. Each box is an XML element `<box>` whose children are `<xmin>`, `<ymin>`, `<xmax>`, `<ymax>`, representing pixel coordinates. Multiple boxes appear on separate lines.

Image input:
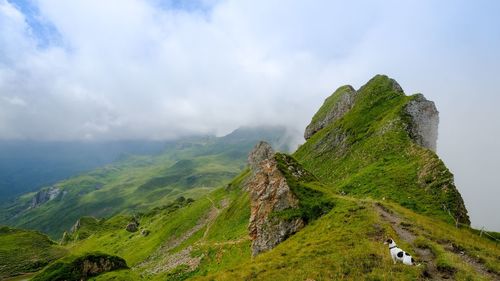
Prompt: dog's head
<box><xmin>384</xmin><ymin>238</ymin><xmax>396</xmax><ymax>247</ymax></box>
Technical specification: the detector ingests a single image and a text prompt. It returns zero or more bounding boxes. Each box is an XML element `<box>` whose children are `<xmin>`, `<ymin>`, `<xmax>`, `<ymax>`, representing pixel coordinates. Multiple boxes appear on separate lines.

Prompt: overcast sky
<box><xmin>1</xmin><ymin>0</ymin><xmax>499</xmax><ymax>230</ymax></box>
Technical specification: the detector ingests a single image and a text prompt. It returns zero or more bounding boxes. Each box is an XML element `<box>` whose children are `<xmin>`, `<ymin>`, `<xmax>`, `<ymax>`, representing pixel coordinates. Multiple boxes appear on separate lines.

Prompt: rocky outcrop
<box><xmin>79</xmin><ymin>254</ymin><xmax>127</xmax><ymax>278</ymax></box>
<box><xmin>248</xmin><ymin>141</ymin><xmax>275</xmax><ymax>170</ymax></box>
<box><xmin>125</xmin><ymin>217</ymin><xmax>139</xmax><ymax>232</ymax></box>
<box><xmin>70</xmin><ymin>218</ymin><xmax>81</xmax><ymax>233</ymax></box>
<box><xmin>247</xmin><ymin>142</ymin><xmax>304</xmax><ymax>256</ymax></box>
<box><xmin>30</xmin><ymin>186</ymin><xmax>61</xmax><ymax>208</ymax></box>
<box><xmin>32</xmin><ymin>253</ymin><xmax>128</xmax><ymax>281</ymax></box>
<box><xmin>405</xmin><ymin>94</ymin><xmax>439</xmax><ymax>151</ymax></box>
<box><xmin>304</xmin><ymin>85</ymin><xmax>358</xmax><ymax>140</ymax></box>
<box><xmin>126</xmin><ymin>222</ymin><xmax>138</xmax><ymax>232</ymax></box>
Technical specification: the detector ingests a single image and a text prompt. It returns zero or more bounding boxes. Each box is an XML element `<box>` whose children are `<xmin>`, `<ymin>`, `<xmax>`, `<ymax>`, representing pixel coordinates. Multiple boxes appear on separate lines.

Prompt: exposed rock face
<box><xmin>247</xmin><ymin>142</ymin><xmax>304</xmax><ymax>256</ymax></box>
<box><xmin>70</xmin><ymin>218</ymin><xmax>81</xmax><ymax>233</ymax></box>
<box><xmin>248</xmin><ymin>141</ymin><xmax>275</xmax><ymax>170</ymax></box>
<box><xmin>34</xmin><ymin>253</ymin><xmax>128</xmax><ymax>281</ymax></box>
<box><xmin>126</xmin><ymin>222</ymin><xmax>138</xmax><ymax>232</ymax></box>
<box><xmin>304</xmin><ymin>85</ymin><xmax>358</xmax><ymax>140</ymax></box>
<box><xmin>405</xmin><ymin>94</ymin><xmax>439</xmax><ymax>151</ymax></box>
<box><xmin>80</xmin><ymin>255</ymin><xmax>127</xmax><ymax>278</ymax></box>
<box><xmin>30</xmin><ymin>186</ymin><xmax>61</xmax><ymax>208</ymax></box>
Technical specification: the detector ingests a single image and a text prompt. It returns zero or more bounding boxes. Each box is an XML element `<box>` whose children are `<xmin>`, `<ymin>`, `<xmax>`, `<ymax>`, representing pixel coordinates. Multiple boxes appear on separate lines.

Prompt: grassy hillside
<box><xmin>0</xmin><ymin>226</ymin><xmax>67</xmax><ymax>279</ymax></box>
<box><xmin>193</xmin><ymin>194</ymin><xmax>499</xmax><ymax>281</ymax></box>
<box><xmin>0</xmin><ymin>140</ymin><xmax>166</xmax><ymax>202</ymax></box>
<box><xmin>295</xmin><ymin>75</ymin><xmax>469</xmax><ymax>225</ymax></box>
<box><xmin>0</xmin><ymin>127</ymin><xmax>290</xmax><ymax>239</ymax></box>
<box><xmin>55</xmin><ymin>165</ymin><xmax>499</xmax><ymax>281</ymax></box>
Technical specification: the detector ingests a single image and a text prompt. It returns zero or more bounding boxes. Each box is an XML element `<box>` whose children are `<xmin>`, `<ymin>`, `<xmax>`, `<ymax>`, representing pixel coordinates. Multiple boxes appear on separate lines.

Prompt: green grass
<box><xmin>273</xmin><ymin>153</ymin><xmax>334</xmax><ymax>223</ymax></box>
<box><xmin>67</xmin><ymin>197</ymin><xmax>212</xmax><ymax>267</ymax></box>
<box><xmin>192</xmin><ymin>195</ymin><xmax>500</xmax><ymax>281</ymax></box>
<box><xmin>0</xmin><ymin>127</ymin><xmax>289</xmax><ymax>239</ymax></box>
<box><xmin>294</xmin><ymin>74</ymin><xmax>469</xmax><ymax>225</ymax></box>
<box><xmin>0</xmin><ymin>226</ymin><xmax>67</xmax><ymax>279</ymax></box>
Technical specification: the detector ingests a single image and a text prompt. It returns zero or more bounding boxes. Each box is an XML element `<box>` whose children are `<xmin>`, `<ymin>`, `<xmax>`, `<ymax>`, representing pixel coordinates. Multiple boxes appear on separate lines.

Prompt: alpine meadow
<box><xmin>1</xmin><ymin>1</ymin><xmax>499</xmax><ymax>281</ymax></box>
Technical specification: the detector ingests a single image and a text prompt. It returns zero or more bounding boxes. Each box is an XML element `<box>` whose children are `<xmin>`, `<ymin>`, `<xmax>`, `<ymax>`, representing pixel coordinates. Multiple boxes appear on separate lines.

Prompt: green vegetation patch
<box><xmin>0</xmin><ymin>226</ymin><xmax>67</xmax><ymax>279</ymax></box>
<box><xmin>273</xmin><ymin>153</ymin><xmax>334</xmax><ymax>223</ymax></box>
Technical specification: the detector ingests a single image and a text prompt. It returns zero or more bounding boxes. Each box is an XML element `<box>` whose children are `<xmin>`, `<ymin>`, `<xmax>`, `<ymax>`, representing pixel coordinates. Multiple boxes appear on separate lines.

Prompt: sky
<box><xmin>0</xmin><ymin>0</ymin><xmax>499</xmax><ymax>230</ymax></box>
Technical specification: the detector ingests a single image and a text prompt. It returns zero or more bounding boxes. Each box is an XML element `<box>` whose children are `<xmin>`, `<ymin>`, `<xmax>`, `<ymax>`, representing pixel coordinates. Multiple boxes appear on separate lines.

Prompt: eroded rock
<box><xmin>246</xmin><ymin>142</ymin><xmax>304</xmax><ymax>256</ymax></box>
<box><xmin>248</xmin><ymin>141</ymin><xmax>275</xmax><ymax>171</ymax></box>
<box><xmin>405</xmin><ymin>94</ymin><xmax>439</xmax><ymax>151</ymax></box>
<box><xmin>30</xmin><ymin>186</ymin><xmax>61</xmax><ymax>208</ymax></box>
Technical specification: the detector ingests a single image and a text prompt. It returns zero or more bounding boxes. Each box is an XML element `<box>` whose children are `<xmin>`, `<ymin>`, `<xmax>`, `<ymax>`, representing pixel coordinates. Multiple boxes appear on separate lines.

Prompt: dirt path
<box><xmin>442</xmin><ymin>242</ymin><xmax>499</xmax><ymax>280</ymax></box>
<box><xmin>374</xmin><ymin>203</ymin><xmax>499</xmax><ymax>281</ymax></box>
<box><xmin>374</xmin><ymin>203</ymin><xmax>443</xmax><ymax>280</ymax></box>
<box><xmin>138</xmin><ymin>196</ymin><xmax>238</xmax><ymax>275</ymax></box>
<box><xmin>197</xmin><ymin>237</ymin><xmax>250</xmax><ymax>247</ymax></box>
<box><xmin>202</xmin><ymin>196</ymin><xmax>221</xmax><ymax>240</ymax></box>
<box><xmin>138</xmin><ymin>196</ymin><xmax>220</xmax><ymax>274</ymax></box>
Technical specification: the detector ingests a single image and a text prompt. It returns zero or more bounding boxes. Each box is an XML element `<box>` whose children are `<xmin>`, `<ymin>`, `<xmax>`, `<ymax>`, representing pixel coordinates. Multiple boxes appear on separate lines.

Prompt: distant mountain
<box><xmin>0</xmin><ymin>140</ymin><xmax>167</xmax><ymax>202</ymax></box>
<box><xmin>0</xmin><ymin>126</ymin><xmax>291</xmax><ymax>238</ymax></box>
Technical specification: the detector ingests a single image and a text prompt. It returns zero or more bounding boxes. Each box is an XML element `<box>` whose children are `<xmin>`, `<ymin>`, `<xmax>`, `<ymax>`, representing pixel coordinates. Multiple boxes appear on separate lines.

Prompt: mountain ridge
<box><xmin>2</xmin><ymin>75</ymin><xmax>499</xmax><ymax>281</ymax></box>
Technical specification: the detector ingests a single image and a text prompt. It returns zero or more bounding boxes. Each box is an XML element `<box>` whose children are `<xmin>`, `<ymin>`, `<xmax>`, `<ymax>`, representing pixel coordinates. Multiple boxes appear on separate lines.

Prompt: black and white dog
<box><xmin>384</xmin><ymin>238</ymin><xmax>415</xmax><ymax>265</ymax></box>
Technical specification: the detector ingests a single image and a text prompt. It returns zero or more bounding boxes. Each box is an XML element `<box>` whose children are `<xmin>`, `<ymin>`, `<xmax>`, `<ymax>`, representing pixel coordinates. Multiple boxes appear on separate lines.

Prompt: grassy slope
<box><xmin>294</xmin><ymin>75</ymin><xmax>469</xmax><ymax>225</ymax></box>
<box><xmin>71</xmin><ymin>168</ymin><xmax>499</xmax><ymax>281</ymax></box>
<box><xmin>0</xmin><ymin>127</ymin><xmax>289</xmax><ymax>239</ymax></box>
<box><xmin>194</xmin><ymin>195</ymin><xmax>499</xmax><ymax>281</ymax></box>
<box><xmin>24</xmin><ymin>149</ymin><xmax>495</xmax><ymax>281</ymax></box>
<box><xmin>0</xmin><ymin>226</ymin><xmax>67</xmax><ymax>279</ymax></box>
<box><xmin>76</xmin><ymin>172</ymin><xmax>252</xmax><ymax>281</ymax></box>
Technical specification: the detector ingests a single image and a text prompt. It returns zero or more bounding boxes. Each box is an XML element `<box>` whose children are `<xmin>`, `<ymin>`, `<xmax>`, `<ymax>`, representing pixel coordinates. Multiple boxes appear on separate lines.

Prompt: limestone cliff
<box><xmin>246</xmin><ymin>142</ymin><xmax>304</xmax><ymax>256</ymax></box>
<box><xmin>404</xmin><ymin>93</ymin><xmax>439</xmax><ymax>151</ymax></box>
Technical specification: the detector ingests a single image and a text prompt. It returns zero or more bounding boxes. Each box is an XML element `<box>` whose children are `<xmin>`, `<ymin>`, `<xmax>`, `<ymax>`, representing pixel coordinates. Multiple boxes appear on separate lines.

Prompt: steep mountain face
<box><xmin>0</xmin><ymin>126</ymin><xmax>291</xmax><ymax>238</ymax></box>
<box><xmin>247</xmin><ymin>142</ymin><xmax>304</xmax><ymax>256</ymax></box>
<box><xmin>246</xmin><ymin>141</ymin><xmax>334</xmax><ymax>256</ymax></box>
<box><xmin>295</xmin><ymin>75</ymin><xmax>469</xmax><ymax>225</ymax></box>
<box><xmin>404</xmin><ymin>93</ymin><xmax>439</xmax><ymax>151</ymax></box>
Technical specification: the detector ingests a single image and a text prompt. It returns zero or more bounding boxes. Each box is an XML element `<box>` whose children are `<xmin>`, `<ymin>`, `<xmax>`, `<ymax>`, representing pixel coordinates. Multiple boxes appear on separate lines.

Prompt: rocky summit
<box><xmin>296</xmin><ymin>74</ymin><xmax>469</xmax><ymax>225</ymax></box>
